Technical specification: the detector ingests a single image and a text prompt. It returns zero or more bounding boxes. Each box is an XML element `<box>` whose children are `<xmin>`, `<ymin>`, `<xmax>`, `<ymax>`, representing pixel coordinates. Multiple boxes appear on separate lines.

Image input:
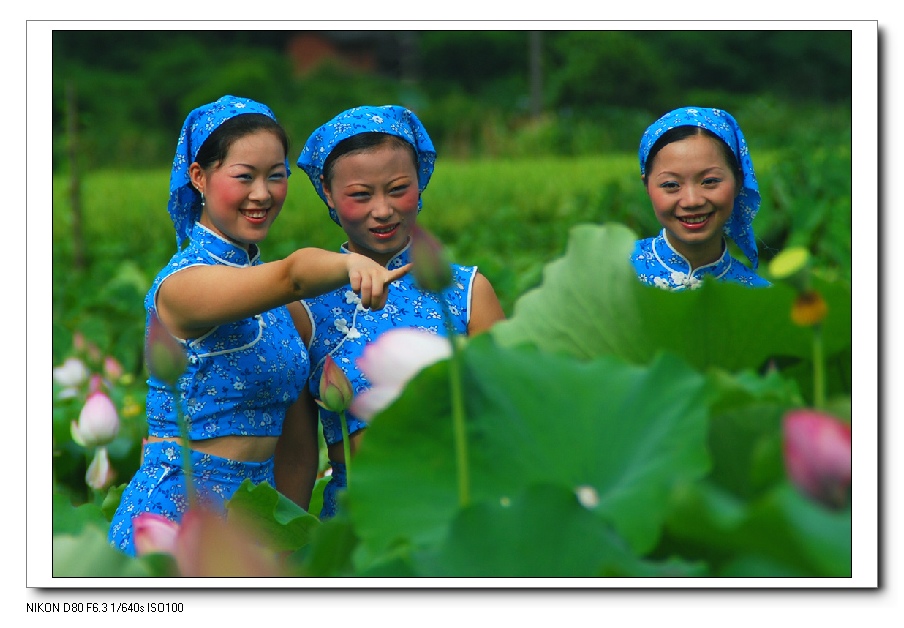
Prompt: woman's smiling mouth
<box><xmin>677</xmin><ymin>212</ymin><xmax>713</xmax><ymax>229</ymax></box>
<box><xmin>370</xmin><ymin>223</ymin><xmax>400</xmax><ymax>240</ymax></box>
<box><xmin>240</xmin><ymin>208</ymin><xmax>269</xmax><ymax>220</ymax></box>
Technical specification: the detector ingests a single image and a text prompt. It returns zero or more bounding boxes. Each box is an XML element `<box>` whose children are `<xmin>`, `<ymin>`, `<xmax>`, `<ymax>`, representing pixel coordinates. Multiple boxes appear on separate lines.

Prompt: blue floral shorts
<box><xmin>107</xmin><ymin>440</ymin><xmax>275</xmax><ymax>556</ymax></box>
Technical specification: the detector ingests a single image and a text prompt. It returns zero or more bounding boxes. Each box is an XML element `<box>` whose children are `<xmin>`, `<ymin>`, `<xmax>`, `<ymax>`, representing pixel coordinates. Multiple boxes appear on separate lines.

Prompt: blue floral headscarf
<box><xmin>638</xmin><ymin>106</ymin><xmax>761</xmax><ymax>269</ymax></box>
<box><xmin>168</xmin><ymin>95</ymin><xmax>290</xmax><ymax>249</ymax></box>
<box><xmin>298</xmin><ymin>105</ymin><xmax>436</xmax><ymax>225</ymax></box>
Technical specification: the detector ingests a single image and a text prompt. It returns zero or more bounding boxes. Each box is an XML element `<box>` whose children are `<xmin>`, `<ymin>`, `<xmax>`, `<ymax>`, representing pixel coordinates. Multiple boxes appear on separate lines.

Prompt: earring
<box><xmin>199</xmin><ymin>191</ymin><xmax>206</xmax><ymax>208</ymax></box>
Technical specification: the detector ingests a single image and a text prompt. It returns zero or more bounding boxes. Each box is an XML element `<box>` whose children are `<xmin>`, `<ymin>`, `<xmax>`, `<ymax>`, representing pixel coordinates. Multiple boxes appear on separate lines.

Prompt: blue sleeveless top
<box><xmin>631</xmin><ymin>229</ymin><xmax>770</xmax><ymax>291</ymax></box>
<box><xmin>301</xmin><ymin>242</ymin><xmax>475</xmax><ymax>445</ymax></box>
<box><xmin>144</xmin><ymin>223</ymin><xmax>309</xmax><ymax>439</ymax></box>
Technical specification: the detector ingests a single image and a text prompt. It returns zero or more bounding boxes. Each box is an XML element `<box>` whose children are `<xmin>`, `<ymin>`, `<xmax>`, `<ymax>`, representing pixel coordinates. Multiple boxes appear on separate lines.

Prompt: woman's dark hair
<box><xmin>194</xmin><ymin>113</ymin><xmax>289</xmax><ymax>170</ymax></box>
<box><xmin>322</xmin><ymin>132</ymin><xmax>417</xmax><ymax>189</ymax></box>
<box><xmin>643</xmin><ymin>126</ymin><xmax>741</xmax><ymax>186</ymax></box>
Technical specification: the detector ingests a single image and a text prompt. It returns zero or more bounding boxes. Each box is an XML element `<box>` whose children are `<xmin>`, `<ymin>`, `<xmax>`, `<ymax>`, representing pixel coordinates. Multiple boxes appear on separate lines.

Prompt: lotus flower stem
<box><xmin>174</xmin><ymin>399</ymin><xmax>197</xmax><ymax>508</ymax></box>
<box><xmin>339</xmin><ymin>410</ymin><xmax>352</xmax><ymax>489</ymax></box>
<box><xmin>443</xmin><ymin>307</ymin><xmax>470</xmax><ymax>508</ymax></box>
<box><xmin>812</xmin><ymin>324</ymin><xmax>826</xmax><ymax>409</ymax></box>
<box><xmin>450</xmin><ymin>343</ymin><xmax>470</xmax><ymax>507</ymax></box>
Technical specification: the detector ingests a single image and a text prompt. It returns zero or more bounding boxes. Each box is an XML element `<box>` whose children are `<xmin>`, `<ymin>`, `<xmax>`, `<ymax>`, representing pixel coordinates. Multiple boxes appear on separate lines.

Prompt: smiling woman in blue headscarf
<box><xmin>631</xmin><ymin>106</ymin><xmax>770</xmax><ymax>291</ymax></box>
<box><xmin>274</xmin><ymin>105</ymin><xmax>506</xmax><ymax>520</ymax></box>
<box><xmin>107</xmin><ymin>96</ymin><xmax>408</xmax><ymax>556</ymax></box>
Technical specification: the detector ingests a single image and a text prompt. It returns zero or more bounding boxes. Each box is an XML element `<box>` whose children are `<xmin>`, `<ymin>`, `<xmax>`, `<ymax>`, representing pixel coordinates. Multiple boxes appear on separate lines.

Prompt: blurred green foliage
<box><xmin>52</xmin><ymin>29</ymin><xmax>852</xmax><ymax>171</ymax></box>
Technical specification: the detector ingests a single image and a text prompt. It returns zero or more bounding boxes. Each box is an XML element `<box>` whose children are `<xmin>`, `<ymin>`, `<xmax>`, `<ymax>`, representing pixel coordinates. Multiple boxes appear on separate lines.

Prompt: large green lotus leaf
<box><xmin>298</xmin><ymin>517</ymin><xmax>359</xmax><ymax>577</ymax></box>
<box><xmin>491</xmin><ymin>223</ymin><xmax>852</xmax><ymax>372</ymax></box>
<box><xmin>728</xmin><ymin>484</ymin><xmax>852</xmax><ymax>577</ymax></box>
<box><xmin>53</xmin><ymin>525</ymin><xmax>163</xmax><ymax>577</ymax></box>
<box><xmin>411</xmin><ymin>483</ymin><xmax>707</xmax><ymax>578</ymax></box>
<box><xmin>702</xmin><ymin>369</ymin><xmax>801</xmax><ymax>499</ymax></box>
<box><xmin>343</xmin><ymin>361</ymin><xmax>458</xmax><ymax>567</ymax></box>
<box><xmin>344</xmin><ymin>334</ymin><xmax>710</xmax><ymax>568</ymax></box>
<box><xmin>225</xmin><ymin>480</ymin><xmax>320</xmax><ymax>553</ymax></box>
<box><xmin>464</xmin><ymin>337</ymin><xmax>711</xmax><ymax>555</ymax></box>
<box><xmin>53</xmin><ymin>491</ymin><xmax>108</xmax><ymax>535</ymax></box>
<box><xmin>663</xmin><ymin>481</ymin><xmax>851</xmax><ymax>577</ymax></box>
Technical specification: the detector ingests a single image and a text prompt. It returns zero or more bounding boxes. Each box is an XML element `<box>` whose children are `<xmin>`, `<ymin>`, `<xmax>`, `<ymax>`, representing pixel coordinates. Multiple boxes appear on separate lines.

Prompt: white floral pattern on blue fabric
<box><xmin>302</xmin><ymin>242</ymin><xmax>474</xmax><ymax>447</ymax></box>
<box><xmin>144</xmin><ymin>223</ymin><xmax>309</xmax><ymax>439</ymax></box>
<box><xmin>630</xmin><ymin>229</ymin><xmax>770</xmax><ymax>291</ymax></box>
<box><xmin>108</xmin><ymin>441</ymin><xmax>275</xmax><ymax>556</ymax></box>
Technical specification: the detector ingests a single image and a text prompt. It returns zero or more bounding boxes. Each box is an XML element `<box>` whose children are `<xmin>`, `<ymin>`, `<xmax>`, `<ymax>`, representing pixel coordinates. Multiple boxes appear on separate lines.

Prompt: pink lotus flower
<box><xmin>85</xmin><ymin>446</ymin><xmax>115</xmax><ymax>490</ymax></box>
<box><xmin>410</xmin><ymin>224</ymin><xmax>452</xmax><ymax>292</ymax></box>
<box><xmin>783</xmin><ymin>408</ymin><xmax>852</xmax><ymax>510</ymax></box>
<box><xmin>71</xmin><ymin>391</ymin><xmax>120</xmax><ymax>448</ymax></box>
<box><xmin>146</xmin><ymin>311</ymin><xmax>188</xmax><ymax>386</ymax></box>
<box><xmin>351</xmin><ymin>328</ymin><xmax>452</xmax><ymax>420</ymax></box>
<box><xmin>134</xmin><ymin>508</ymin><xmax>284</xmax><ymax>576</ymax></box>
<box><xmin>174</xmin><ymin>508</ymin><xmax>283</xmax><ymax>577</ymax></box>
<box><xmin>133</xmin><ymin>512</ymin><xmax>180</xmax><ymax>556</ymax></box>
<box><xmin>317</xmin><ymin>355</ymin><xmax>354</xmax><ymax>413</ymax></box>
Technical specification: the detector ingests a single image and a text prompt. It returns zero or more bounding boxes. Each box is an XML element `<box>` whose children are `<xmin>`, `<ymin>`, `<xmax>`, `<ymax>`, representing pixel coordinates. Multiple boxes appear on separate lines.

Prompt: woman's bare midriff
<box><xmin>145</xmin><ymin>434</ymin><xmax>279</xmax><ymax>462</ymax></box>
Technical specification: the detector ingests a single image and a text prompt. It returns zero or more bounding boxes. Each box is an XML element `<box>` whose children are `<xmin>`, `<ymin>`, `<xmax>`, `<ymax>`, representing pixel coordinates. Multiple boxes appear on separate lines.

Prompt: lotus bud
<box><xmin>410</xmin><ymin>224</ymin><xmax>453</xmax><ymax>292</ymax></box>
<box><xmin>71</xmin><ymin>391</ymin><xmax>120</xmax><ymax>448</ymax></box>
<box><xmin>783</xmin><ymin>408</ymin><xmax>851</xmax><ymax>510</ymax></box>
<box><xmin>133</xmin><ymin>512</ymin><xmax>180</xmax><ymax>556</ymax></box>
<box><xmin>53</xmin><ymin>356</ymin><xmax>89</xmax><ymax>397</ymax></box>
<box><xmin>85</xmin><ymin>446</ymin><xmax>115</xmax><ymax>490</ymax></box>
<box><xmin>146</xmin><ymin>311</ymin><xmax>188</xmax><ymax>387</ymax></box>
<box><xmin>316</xmin><ymin>355</ymin><xmax>354</xmax><ymax>413</ymax></box>
<box><xmin>103</xmin><ymin>356</ymin><xmax>125</xmax><ymax>382</ymax></box>
<box><xmin>88</xmin><ymin>374</ymin><xmax>105</xmax><ymax>394</ymax></box>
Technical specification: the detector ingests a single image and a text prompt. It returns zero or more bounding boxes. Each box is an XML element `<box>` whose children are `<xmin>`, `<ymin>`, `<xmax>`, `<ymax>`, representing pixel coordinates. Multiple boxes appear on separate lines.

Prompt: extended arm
<box><xmin>157</xmin><ymin>248</ymin><xmax>409</xmax><ymax>338</ymax></box>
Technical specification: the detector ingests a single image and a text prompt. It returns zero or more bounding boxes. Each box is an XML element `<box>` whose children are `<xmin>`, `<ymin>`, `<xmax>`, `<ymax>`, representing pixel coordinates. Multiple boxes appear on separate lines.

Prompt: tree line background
<box><xmin>51</xmin><ymin>29</ymin><xmax>852</xmax><ymax>173</ymax></box>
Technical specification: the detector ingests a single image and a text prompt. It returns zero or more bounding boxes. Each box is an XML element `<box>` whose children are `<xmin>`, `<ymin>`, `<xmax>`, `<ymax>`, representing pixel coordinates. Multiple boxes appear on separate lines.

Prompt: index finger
<box><xmin>387</xmin><ymin>263</ymin><xmax>412</xmax><ymax>282</ymax></box>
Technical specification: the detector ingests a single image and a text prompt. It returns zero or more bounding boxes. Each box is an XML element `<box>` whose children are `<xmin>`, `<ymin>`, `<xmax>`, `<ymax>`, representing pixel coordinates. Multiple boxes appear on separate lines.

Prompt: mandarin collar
<box><xmin>339</xmin><ymin>238</ymin><xmax>411</xmax><ymax>270</ymax></box>
<box><xmin>189</xmin><ymin>222</ymin><xmax>260</xmax><ymax>266</ymax></box>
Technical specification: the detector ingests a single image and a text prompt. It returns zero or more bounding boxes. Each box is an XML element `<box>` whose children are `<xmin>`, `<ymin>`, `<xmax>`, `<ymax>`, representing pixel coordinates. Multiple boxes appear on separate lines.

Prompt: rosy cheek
<box><xmin>334</xmin><ymin>199</ymin><xmax>369</xmax><ymax>224</ymax></box>
<box><xmin>397</xmin><ymin>187</ymin><xmax>421</xmax><ymax>212</ymax></box>
<box><xmin>271</xmin><ymin>182</ymin><xmax>289</xmax><ymax>204</ymax></box>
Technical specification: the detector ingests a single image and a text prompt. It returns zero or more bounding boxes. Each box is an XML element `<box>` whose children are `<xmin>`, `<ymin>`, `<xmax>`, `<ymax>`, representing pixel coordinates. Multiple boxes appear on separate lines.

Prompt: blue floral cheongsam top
<box><xmin>144</xmin><ymin>223</ymin><xmax>309</xmax><ymax>440</ymax></box>
<box><xmin>302</xmin><ymin>242</ymin><xmax>475</xmax><ymax>445</ymax></box>
<box><xmin>631</xmin><ymin>229</ymin><xmax>770</xmax><ymax>291</ymax></box>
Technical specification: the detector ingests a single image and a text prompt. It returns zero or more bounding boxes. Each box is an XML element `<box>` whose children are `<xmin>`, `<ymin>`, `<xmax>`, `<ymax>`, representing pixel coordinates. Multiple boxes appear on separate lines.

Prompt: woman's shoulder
<box><xmin>726</xmin><ymin>256</ymin><xmax>771</xmax><ymax>287</ymax></box>
<box><xmin>631</xmin><ymin>236</ymin><xmax>657</xmax><ymax>256</ymax></box>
